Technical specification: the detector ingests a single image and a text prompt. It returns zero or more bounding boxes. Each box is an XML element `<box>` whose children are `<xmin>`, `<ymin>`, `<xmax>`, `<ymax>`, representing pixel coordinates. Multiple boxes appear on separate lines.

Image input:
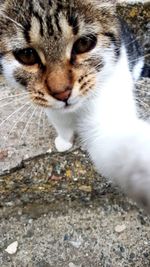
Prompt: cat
<box><xmin>0</xmin><ymin>0</ymin><xmax>150</xmax><ymax>210</ymax></box>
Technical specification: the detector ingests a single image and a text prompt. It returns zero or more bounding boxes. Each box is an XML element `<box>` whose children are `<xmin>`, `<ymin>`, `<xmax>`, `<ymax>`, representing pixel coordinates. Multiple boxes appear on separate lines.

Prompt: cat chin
<box><xmin>49</xmin><ymin>97</ymin><xmax>84</xmax><ymax>113</ymax></box>
<box><xmin>54</xmin><ymin>102</ymin><xmax>81</xmax><ymax>113</ymax></box>
<box><xmin>62</xmin><ymin>99</ymin><xmax>84</xmax><ymax>113</ymax></box>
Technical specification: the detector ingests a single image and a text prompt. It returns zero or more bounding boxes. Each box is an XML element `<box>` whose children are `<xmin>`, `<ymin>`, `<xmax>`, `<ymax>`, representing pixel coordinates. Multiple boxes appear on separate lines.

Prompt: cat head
<box><xmin>0</xmin><ymin>0</ymin><xmax>121</xmax><ymax>111</ymax></box>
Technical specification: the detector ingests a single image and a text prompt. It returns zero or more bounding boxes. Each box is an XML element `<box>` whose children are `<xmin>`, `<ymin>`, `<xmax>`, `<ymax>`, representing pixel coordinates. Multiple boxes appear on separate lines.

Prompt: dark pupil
<box><xmin>73</xmin><ymin>35</ymin><xmax>97</xmax><ymax>54</ymax></box>
<box><xmin>13</xmin><ymin>48</ymin><xmax>39</xmax><ymax>65</ymax></box>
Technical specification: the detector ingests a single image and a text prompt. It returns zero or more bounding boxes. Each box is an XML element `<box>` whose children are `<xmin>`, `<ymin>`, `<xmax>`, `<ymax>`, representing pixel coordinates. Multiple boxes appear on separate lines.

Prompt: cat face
<box><xmin>0</xmin><ymin>0</ymin><xmax>120</xmax><ymax>111</ymax></box>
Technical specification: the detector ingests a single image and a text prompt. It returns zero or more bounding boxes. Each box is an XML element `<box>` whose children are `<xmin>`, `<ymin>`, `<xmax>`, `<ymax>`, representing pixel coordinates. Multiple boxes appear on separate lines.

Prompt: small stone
<box><xmin>79</xmin><ymin>185</ymin><xmax>92</xmax><ymax>193</ymax></box>
<box><xmin>66</xmin><ymin>170</ymin><xmax>72</xmax><ymax>178</ymax></box>
<box><xmin>130</xmin><ymin>252</ymin><xmax>135</xmax><ymax>259</ymax></box>
<box><xmin>5</xmin><ymin>241</ymin><xmax>18</xmax><ymax>255</ymax></box>
<box><xmin>5</xmin><ymin>202</ymin><xmax>14</xmax><ymax>207</ymax></box>
<box><xmin>69</xmin><ymin>263</ymin><xmax>81</xmax><ymax>267</ymax></box>
<box><xmin>28</xmin><ymin>219</ymin><xmax>33</xmax><ymax>224</ymax></box>
<box><xmin>47</xmin><ymin>148</ymin><xmax>52</xmax><ymax>153</ymax></box>
<box><xmin>69</xmin><ymin>263</ymin><xmax>76</xmax><ymax>267</ymax></box>
<box><xmin>143</xmin><ymin>252</ymin><xmax>149</xmax><ymax>258</ymax></box>
<box><xmin>0</xmin><ymin>150</ymin><xmax>8</xmax><ymax>160</ymax></box>
<box><xmin>24</xmin><ymin>154</ymin><xmax>29</xmax><ymax>160</ymax></box>
<box><xmin>64</xmin><ymin>234</ymin><xmax>70</xmax><ymax>241</ymax></box>
<box><xmin>69</xmin><ymin>238</ymin><xmax>83</xmax><ymax>249</ymax></box>
<box><xmin>115</xmin><ymin>224</ymin><xmax>126</xmax><ymax>233</ymax></box>
<box><xmin>50</xmin><ymin>174</ymin><xmax>63</xmax><ymax>181</ymax></box>
<box><xmin>17</xmin><ymin>209</ymin><xmax>22</xmax><ymax>216</ymax></box>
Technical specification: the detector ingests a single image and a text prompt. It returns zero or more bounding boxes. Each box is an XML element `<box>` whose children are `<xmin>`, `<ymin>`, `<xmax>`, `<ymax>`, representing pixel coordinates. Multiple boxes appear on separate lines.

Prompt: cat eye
<box><xmin>13</xmin><ymin>48</ymin><xmax>40</xmax><ymax>66</ymax></box>
<box><xmin>72</xmin><ymin>35</ymin><xmax>97</xmax><ymax>55</ymax></box>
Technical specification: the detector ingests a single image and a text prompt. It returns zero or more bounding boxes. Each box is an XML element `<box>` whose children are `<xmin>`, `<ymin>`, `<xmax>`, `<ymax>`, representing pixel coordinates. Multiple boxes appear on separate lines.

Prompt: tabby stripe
<box><xmin>57</xmin><ymin>1</ymin><xmax>64</xmax><ymax>11</ymax></box>
<box><xmin>67</xmin><ymin>9</ymin><xmax>79</xmax><ymax>35</ymax></box>
<box><xmin>46</xmin><ymin>16</ymin><xmax>54</xmax><ymax>36</ymax></box>
<box><xmin>54</xmin><ymin>13</ymin><xmax>62</xmax><ymax>33</ymax></box>
<box><xmin>14</xmin><ymin>75</ymin><xmax>28</xmax><ymax>87</ymax></box>
<box><xmin>35</xmin><ymin>97</ymin><xmax>47</xmax><ymax>102</ymax></box>
<box><xmin>33</xmin><ymin>11</ymin><xmax>44</xmax><ymax>36</ymax></box>
<box><xmin>23</xmin><ymin>0</ymin><xmax>34</xmax><ymax>42</ymax></box>
<box><xmin>23</xmin><ymin>21</ymin><xmax>31</xmax><ymax>43</ymax></box>
<box><xmin>28</xmin><ymin>0</ymin><xmax>34</xmax><ymax>15</ymax></box>
<box><xmin>104</xmin><ymin>32</ymin><xmax>121</xmax><ymax>58</ymax></box>
<box><xmin>48</xmin><ymin>0</ymin><xmax>52</xmax><ymax>7</ymax></box>
<box><xmin>53</xmin><ymin>1</ymin><xmax>64</xmax><ymax>33</ymax></box>
<box><xmin>0</xmin><ymin>53</ymin><xmax>3</xmax><ymax>74</ymax></box>
<box><xmin>39</xmin><ymin>2</ymin><xmax>45</xmax><ymax>10</ymax></box>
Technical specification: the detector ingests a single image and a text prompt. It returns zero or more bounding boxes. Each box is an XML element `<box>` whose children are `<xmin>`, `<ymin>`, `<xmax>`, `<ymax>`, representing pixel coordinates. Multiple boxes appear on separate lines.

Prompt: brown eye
<box><xmin>72</xmin><ymin>35</ymin><xmax>97</xmax><ymax>55</ymax></box>
<box><xmin>13</xmin><ymin>48</ymin><xmax>40</xmax><ymax>65</ymax></box>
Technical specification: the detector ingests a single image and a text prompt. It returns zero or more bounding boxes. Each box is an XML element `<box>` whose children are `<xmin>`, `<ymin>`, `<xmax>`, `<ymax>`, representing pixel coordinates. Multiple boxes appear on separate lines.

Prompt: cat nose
<box><xmin>53</xmin><ymin>88</ymin><xmax>72</xmax><ymax>102</ymax></box>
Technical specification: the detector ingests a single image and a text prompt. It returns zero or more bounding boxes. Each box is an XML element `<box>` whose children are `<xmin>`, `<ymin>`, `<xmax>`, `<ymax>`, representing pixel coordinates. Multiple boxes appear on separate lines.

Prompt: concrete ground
<box><xmin>0</xmin><ymin>77</ymin><xmax>150</xmax><ymax>267</ymax></box>
<box><xmin>0</xmin><ymin>2</ymin><xmax>150</xmax><ymax>267</ymax></box>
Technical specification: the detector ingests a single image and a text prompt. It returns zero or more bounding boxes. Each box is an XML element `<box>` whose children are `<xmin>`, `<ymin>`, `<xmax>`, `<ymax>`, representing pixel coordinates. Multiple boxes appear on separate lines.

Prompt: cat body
<box><xmin>0</xmin><ymin>0</ymin><xmax>150</xmax><ymax>210</ymax></box>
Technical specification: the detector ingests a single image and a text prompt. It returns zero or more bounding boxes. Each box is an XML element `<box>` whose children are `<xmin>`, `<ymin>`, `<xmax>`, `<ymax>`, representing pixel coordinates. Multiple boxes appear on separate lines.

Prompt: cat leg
<box><xmin>46</xmin><ymin>110</ymin><xmax>75</xmax><ymax>152</ymax></box>
<box><xmin>54</xmin><ymin>128</ymin><xmax>74</xmax><ymax>152</ymax></box>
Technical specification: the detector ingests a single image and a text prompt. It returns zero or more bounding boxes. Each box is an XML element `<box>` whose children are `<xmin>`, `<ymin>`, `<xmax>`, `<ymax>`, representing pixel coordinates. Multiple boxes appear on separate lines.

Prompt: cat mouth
<box><xmin>62</xmin><ymin>97</ymin><xmax>83</xmax><ymax>111</ymax></box>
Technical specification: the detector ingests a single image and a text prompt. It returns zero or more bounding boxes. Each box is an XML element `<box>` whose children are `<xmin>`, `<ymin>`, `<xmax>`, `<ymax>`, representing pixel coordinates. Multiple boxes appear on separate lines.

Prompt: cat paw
<box><xmin>55</xmin><ymin>136</ymin><xmax>73</xmax><ymax>152</ymax></box>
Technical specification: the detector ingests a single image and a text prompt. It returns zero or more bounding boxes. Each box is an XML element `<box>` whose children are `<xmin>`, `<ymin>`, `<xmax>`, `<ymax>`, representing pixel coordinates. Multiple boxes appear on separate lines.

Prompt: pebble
<box><xmin>69</xmin><ymin>239</ymin><xmax>83</xmax><ymax>249</ymax></box>
<box><xmin>115</xmin><ymin>224</ymin><xmax>126</xmax><ymax>233</ymax></box>
<box><xmin>79</xmin><ymin>185</ymin><xmax>92</xmax><ymax>193</ymax></box>
<box><xmin>5</xmin><ymin>241</ymin><xmax>18</xmax><ymax>255</ymax></box>
<box><xmin>69</xmin><ymin>263</ymin><xmax>81</xmax><ymax>267</ymax></box>
<box><xmin>47</xmin><ymin>148</ymin><xmax>52</xmax><ymax>153</ymax></box>
<box><xmin>0</xmin><ymin>150</ymin><xmax>8</xmax><ymax>160</ymax></box>
<box><xmin>24</xmin><ymin>154</ymin><xmax>29</xmax><ymax>160</ymax></box>
<box><xmin>69</xmin><ymin>263</ymin><xmax>76</xmax><ymax>267</ymax></box>
<box><xmin>28</xmin><ymin>219</ymin><xmax>33</xmax><ymax>224</ymax></box>
<box><xmin>50</xmin><ymin>174</ymin><xmax>63</xmax><ymax>181</ymax></box>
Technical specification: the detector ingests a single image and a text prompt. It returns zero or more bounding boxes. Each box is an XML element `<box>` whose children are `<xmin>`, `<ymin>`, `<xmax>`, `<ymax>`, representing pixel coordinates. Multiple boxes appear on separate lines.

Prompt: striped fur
<box><xmin>0</xmin><ymin>0</ymin><xmax>121</xmax><ymax>108</ymax></box>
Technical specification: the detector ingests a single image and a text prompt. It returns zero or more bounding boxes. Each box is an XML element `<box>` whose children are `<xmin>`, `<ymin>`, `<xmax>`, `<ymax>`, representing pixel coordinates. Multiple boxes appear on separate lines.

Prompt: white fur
<box><xmin>45</xmin><ymin>109</ymin><xmax>76</xmax><ymax>152</ymax></box>
<box><xmin>2</xmin><ymin>58</ymin><xmax>24</xmax><ymax>89</ymax></box>
<box><xmin>55</xmin><ymin>136</ymin><xmax>73</xmax><ymax>152</ymax></box>
<box><xmin>46</xmin><ymin>45</ymin><xmax>150</xmax><ymax>210</ymax></box>
<box><xmin>79</xmin><ymin>46</ymin><xmax>150</xmax><ymax>210</ymax></box>
<box><xmin>133</xmin><ymin>59</ymin><xmax>144</xmax><ymax>81</ymax></box>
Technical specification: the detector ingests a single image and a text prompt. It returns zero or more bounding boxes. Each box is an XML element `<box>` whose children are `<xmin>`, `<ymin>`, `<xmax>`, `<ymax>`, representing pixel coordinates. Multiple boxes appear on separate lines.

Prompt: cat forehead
<box><xmin>2</xmin><ymin>1</ymin><xmax>98</xmax><ymax>40</ymax></box>
<box><xmin>2</xmin><ymin>0</ymin><xmax>115</xmax><ymax>29</ymax></box>
<box><xmin>0</xmin><ymin>0</ymin><xmax>117</xmax><ymax>58</ymax></box>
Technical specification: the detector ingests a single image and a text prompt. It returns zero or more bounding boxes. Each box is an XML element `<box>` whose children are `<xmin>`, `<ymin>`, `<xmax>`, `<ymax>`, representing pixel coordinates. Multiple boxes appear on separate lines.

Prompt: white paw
<box><xmin>55</xmin><ymin>136</ymin><xmax>73</xmax><ymax>152</ymax></box>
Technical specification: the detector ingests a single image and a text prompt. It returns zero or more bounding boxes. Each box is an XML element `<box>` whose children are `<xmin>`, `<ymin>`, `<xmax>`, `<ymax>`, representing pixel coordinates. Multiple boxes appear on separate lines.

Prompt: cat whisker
<box><xmin>124</xmin><ymin>35</ymin><xmax>142</xmax><ymax>49</ymax></box>
<box><xmin>0</xmin><ymin>12</ymin><xmax>24</xmax><ymax>30</ymax></box>
<box><xmin>135</xmin><ymin>89</ymin><xmax>150</xmax><ymax>95</ymax></box>
<box><xmin>42</xmin><ymin>111</ymin><xmax>47</xmax><ymax>143</ymax></box>
<box><xmin>129</xmin><ymin>53</ymin><xmax>150</xmax><ymax>64</ymax></box>
<box><xmin>135</xmin><ymin>98</ymin><xmax>150</xmax><ymax>108</ymax></box>
<box><xmin>0</xmin><ymin>95</ymin><xmax>29</xmax><ymax>108</ymax></box>
<box><xmin>0</xmin><ymin>102</ymin><xmax>30</xmax><ymax>128</ymax></box>
<box><xmin>19</xmin><ymin>106</ymin><xmax>38</xmax><ymax>143</ymax></box>
<box><xmin>0</xmin><ymin>92</ymin><xmax>29</xmax><ymax>101</ymax></box>
<box><xmin>4</xmin><ymin>104</ymin><xmax>33</xmax><ymax>145</ymax></box>
<box><xmin>138</xmin><ymin>112</ymin><xmax>150</xmax><ymax>121</ymax></box>
<box><xmin>37</xmin><ymin>108</ymin><xmax>44</xmax><ymax>146</ymax></box>
<box><xmin>80</xmin><ymin>129</ymin><xmax>105</xmax><ymax>145</ymax></box>
<box><xmin>135</xmin><ymin>81</ymin><xmax>150</xmax><ymax>88</ymax></box>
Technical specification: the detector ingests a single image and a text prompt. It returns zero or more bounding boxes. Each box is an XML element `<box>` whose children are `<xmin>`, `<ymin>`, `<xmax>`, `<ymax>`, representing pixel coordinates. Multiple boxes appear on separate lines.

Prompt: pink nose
<box><xmin>53</xmin><ymin>89</ymin><xmax>71</xmax><ymax>101</ymax></box>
